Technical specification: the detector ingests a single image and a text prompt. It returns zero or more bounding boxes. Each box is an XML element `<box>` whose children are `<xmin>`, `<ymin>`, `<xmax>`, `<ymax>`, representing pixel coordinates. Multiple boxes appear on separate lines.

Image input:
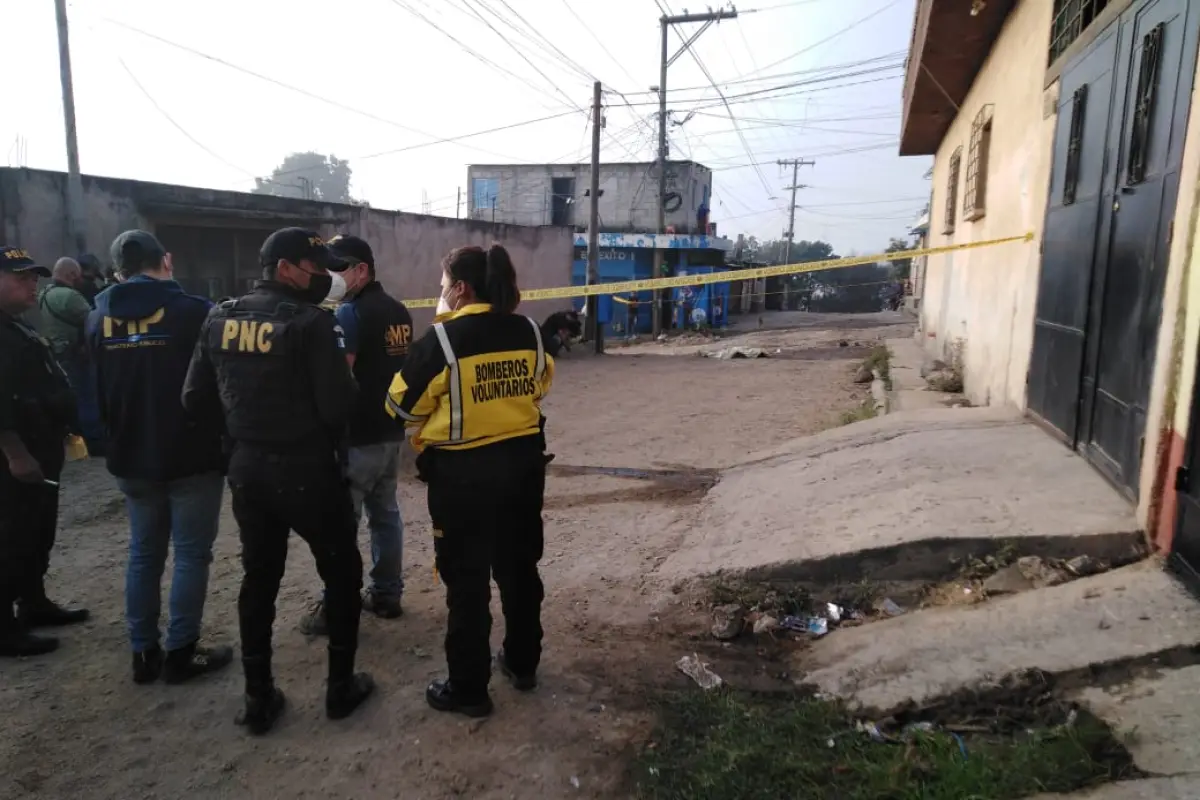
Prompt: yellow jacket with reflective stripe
<box><xmin>384</xmin><ymin>304</ymin><xmax>554</xmax><ymax>452</ymax></box>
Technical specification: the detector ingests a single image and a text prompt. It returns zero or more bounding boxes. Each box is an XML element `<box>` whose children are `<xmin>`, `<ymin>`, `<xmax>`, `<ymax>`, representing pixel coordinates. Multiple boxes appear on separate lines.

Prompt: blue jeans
<box><xmin>118</xmin><ymin>472</ymin><xmax>225</xmax><ymax>653</ymax></box>
<box><xmin>60</xmin><ymin>356</ymin><xmax>103</xmax><ymax>449</ymax></box>
<box><xmin>326</xmin><ymin>441</ymin><xmax>405</xmax><ymax>600</ymax></box>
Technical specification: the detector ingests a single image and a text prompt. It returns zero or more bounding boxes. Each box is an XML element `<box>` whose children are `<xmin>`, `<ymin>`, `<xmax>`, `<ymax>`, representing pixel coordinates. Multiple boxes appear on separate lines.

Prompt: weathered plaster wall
<box><xmin>918</xmin><ymin>0</ymin><xmax>1055</xmax><ymax>409</ymax></box>
<box><xmin>0</xmin><ymin>168</ymin><xmax>574</xmax><ymax>331</ymax></box>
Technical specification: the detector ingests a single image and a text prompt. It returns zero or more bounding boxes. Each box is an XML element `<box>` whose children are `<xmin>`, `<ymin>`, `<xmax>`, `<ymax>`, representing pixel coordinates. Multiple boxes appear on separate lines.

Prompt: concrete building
<box><xmin>901</xmin><ymin>0</ymin><xmax>1200</xmax><ymax>579</ymax></box>
<box><xmin>0</xmin><ymin>167</ymin><xmax>574</xmax><ymax>329</ymax></box>
<box><xmin>465</xmin><ymin>160</ymin><xmax>713</xmax><ymax>234</ymax></box>
<box><xmin>466</xmin><ymin>159</ymin><xmax>731</xmax><ymax>334</ymax></box>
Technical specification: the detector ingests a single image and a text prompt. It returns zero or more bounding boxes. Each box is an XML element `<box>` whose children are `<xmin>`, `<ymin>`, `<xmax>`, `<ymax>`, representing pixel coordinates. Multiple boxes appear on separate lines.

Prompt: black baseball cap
<box><xmin>260</xmin><ymin>227</ymin><xmax>345</xmax><ymax>270</ymax></box>
<box><xmin>326</xmin><ymin>234</ymin><xmax>375</xmax><ymax>271</ymax></box>
<box><xmin>111</xmin><ymin>230</ymin><xmax>167</xmax><ymax>271</ymax></box>
<box><xmin>0</xmin><ymin>245</ymin><xmax>50</xmax><ymax>277</ymax></box>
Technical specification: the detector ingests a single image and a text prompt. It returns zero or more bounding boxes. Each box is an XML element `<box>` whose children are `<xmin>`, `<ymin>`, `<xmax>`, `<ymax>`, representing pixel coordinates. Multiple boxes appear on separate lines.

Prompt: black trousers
<box><xmin>228</xmin><ymin>450</ymin><xmax>363</xmax><ymax>682</ymax></box>
<box><xmin>0</xmin><ymin>438</ymin><xmax>65</xmax><ymax>630</ymax></box>
<box><xmin>424</xmin><ymin>436</ymin><xmax>546</xmax><ymax>702</ymax></box>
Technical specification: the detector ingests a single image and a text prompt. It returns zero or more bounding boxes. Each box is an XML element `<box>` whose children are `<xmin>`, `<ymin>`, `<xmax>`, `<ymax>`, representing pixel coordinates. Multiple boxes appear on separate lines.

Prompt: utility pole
<box><xmin>587</xmin><ymin>81</ymin><xmax>604</xmax><ymax>354</ymax></box>
<box><xmin>777</xmin><ymin>158</ymin><xmax>814</xmax><ymax>263</ymax></box>
<box><xmin>456</xmin><ymin>187</ymin><xmax>462</xmax><ymax>218</ymax></box>
<box><xmin>653</xmin><ymin>6</ymin><xmax>738</xmax><ymax>337</ymax></box>
<box><xmin>54</xmin><ymin>0</ymin><xmax>86</xmax><ymax>256</ymax></box>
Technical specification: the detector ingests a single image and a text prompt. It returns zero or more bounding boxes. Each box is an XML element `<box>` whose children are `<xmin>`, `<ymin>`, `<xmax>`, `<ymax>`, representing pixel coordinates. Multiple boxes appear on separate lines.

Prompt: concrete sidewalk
<box><xmin>656</xmin><ymin>406</ymin><xmax>1138</xmax><ymax>579</ymax></box>
<box><xmin>887</xmin><ymin>334</ymin><xmax>950</xmax><ymax>411</ymax></box>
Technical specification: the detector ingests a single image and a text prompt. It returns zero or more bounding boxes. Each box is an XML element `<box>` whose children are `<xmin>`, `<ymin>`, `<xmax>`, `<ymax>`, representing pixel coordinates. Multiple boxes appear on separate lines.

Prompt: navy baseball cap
<box><xmin>0</xmin><ymin>245</ymin><xmax>50</xmax><ymax>277</ymax></box>
<box><xmin>260</xmin><ymin>227</ymin><xmax>345</xmax><ymax>270</ymax></box>
<box><xmin>326</xmin><ymin>234</ymin><xmax>375</xmax><ymax>271</ymax></box>
<box><xmin>111</xmin><ymin>230</ymin><xmax>167</xmax><ymax>272</ymax></box>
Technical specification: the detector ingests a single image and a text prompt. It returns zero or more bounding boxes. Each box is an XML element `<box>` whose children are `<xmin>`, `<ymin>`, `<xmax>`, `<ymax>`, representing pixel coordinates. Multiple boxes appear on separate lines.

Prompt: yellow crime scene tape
<box><xmin>400</xmin><ymin>232</ymin><xmax>1035</xmax><ymax>309</ymax></box>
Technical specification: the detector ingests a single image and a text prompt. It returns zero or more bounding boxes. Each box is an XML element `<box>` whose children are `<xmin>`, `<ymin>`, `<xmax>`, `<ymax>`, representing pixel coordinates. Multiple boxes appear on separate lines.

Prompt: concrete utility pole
<box><xmin>653</xmin><ymin>6</ymin><xmax>738</xmax><ymax>337</ymax></box>
<box><xmin>778</xmin><ymin>158</ymin><xmax>815</xmax><ymax>264</ymax></box>
<box><xmin>456</xmin><ymin>186</ymin><xmax>462</xmax><ymax>218</ymax></box>
<box><xmin>587</xmin><ymin>81</ymin><xmax>605</xmax><ymax>354</ymax></box>
<box><xmin>54</xmin><ymin>0</ymin><xmax>87</xmax><ymax>256</ymax></box>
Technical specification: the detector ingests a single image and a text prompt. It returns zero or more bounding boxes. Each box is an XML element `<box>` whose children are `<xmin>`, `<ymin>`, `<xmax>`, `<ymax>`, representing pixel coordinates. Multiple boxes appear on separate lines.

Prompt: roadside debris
<box><xmin>704</xmin><ymin>346</ymin><xmax>770</xmax><ymax>360</ymax></box>
<box><xmin>677</xmin><ymin>654</ymin><xmax>723</xmax><ymax>690</ymax></box>
<box><xmin>854</xmin><ymin>364</ymin><xmax>873</xmax><ymax>383</ymax></box>
<box><xmin>752</xmin><ymin>614</ymin><xmax>780</xmax><ymax>634</ymax></box>
<box><xmin>877</xmin><ymin>598</ymin><xmax>905</xmax><ymax>617</ymax></box>
<box><xmin>710</xmin><ymin>604</ymin><xmax>745</xmax><ymax>640</ymax></box>
<box><xmin>1016</xmin><ymin>555</ymin><xmax>1070</xmax><ymax>588</ymax></box>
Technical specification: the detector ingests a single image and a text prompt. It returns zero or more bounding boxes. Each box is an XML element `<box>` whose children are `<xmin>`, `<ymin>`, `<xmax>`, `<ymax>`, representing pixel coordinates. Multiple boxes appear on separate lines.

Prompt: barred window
<box><xmin>1049</xmin><ymin>0</ymin><xmax>1112</xmax><ymax>66</ymax></box>
<box><xmin>964</xmin><ymin>105</ymin><xmax>993</xmax><ymax>223</ymax></box>
<box><xmin>944</xmin><ymin>147</ymin><xmax>962</xmax><ymax>235</ymax></box>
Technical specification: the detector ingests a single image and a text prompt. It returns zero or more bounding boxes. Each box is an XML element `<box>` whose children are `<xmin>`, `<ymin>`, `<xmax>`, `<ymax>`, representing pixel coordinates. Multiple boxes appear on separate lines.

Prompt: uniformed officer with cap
<box><xmin>300</xmin><ymin>234</ymin><xmax>412</xmax><ymax>635</ymax></box>
<box><xmin>182</xmin><ymin>227</ymin><xmax>374</xmax><ymax>734</ymax></box>
<box><xmin>0</xmin><ymin>245</ymin><xmax>90</xmax><ymax>658</ymax></box>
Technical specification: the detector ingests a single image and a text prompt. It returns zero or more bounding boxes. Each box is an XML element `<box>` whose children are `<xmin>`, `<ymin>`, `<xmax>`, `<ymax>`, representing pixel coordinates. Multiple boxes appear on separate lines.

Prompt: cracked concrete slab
<box><xmin>796</xmin><ymin>562</ymin><xmax>1200</xmax><ymax>709</ymax></box>
<box><xmin>657</xmin><ymin>406</ymin><xmax>1139</xmax><ymax>579</ymax></box>
<box><xmin>1072</xmin><ymin>664</ymin><xmax>1200</xmax><ymax>776</ymax></box>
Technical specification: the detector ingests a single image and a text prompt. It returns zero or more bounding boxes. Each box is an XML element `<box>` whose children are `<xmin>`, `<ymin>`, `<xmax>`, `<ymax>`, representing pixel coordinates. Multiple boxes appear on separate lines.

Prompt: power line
<box><xmin>384</xmin><ymin>0</ymin><xmax>575</xmax><ymax>112</ymax></box>
<box><xmin>101</xmin><ymin>16</ymin><xmax>530</xmax><ymax>165</ymax></box>
<box><xmin>745</xmin><ymin>0</ymin><xmax>903</xmax><ymax>77</ymax></box>
<box><xmin>558</xmin><ymin>0</ymin><xmax>640</xmax><ymax>85</ymax></box>
<box><xmin>115</xmin><ymin>56</ymin><xmax>254</xmax><ymax>179</ymax></box>
<box><xmin>656</xmin><ymin>0</ymin><xmax>773</xmax><ymax>198</ymax></box>
<box><xmin>489</xmin><ymin>0</ymin><xmax>597</xmax><ymax>82</ymax></box>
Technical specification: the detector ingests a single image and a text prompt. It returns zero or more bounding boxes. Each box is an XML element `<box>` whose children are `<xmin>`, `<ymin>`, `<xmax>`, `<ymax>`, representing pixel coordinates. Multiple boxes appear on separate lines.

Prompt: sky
<box><xmin>3</xmin><ymin>0</ymin><xmax>932</xmax><ymax>257</ymax></box>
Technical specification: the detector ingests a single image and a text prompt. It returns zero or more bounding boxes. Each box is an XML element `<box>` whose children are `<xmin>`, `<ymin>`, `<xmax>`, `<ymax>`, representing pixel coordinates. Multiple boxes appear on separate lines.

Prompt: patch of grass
<box><xmin>841</xmin><ymin>399</ymin><xmax>878</xmax><ymax>426</ymax></box>
<box><xmin>864</xmin><ymin>344</ymin><xmax>891</xmax><ymax>387</ymax></box>
<box><xmin>705</xmin><ymin>578</ymin><xmax>812</xmax><ymax>617</ymax></box>
<box><xmin>635</xmin><ymin>690</ymin><xmax>1133</xmax><ymax>800</ymax></box>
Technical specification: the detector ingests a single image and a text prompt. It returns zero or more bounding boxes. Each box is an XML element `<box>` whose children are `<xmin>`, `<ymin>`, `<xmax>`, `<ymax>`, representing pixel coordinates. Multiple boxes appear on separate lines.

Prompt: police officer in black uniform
<box><xmin>385</xmin><ymin>244</ymin><xmax>553</xmax><ymax>718</ymax></box>
<box><xmin>299</xmin><ymin>235</ymin><xmax>412</xmax><ymax>634</ymax></box>
<box><xmin>0</xmin><ymin>246</ymin><xmax>90</xmax><ymax>658</ymax></box>
<box><xmin>181</xmin><ymin>228</ymin><xmax>374</xmax><ymax>735</ymax></box>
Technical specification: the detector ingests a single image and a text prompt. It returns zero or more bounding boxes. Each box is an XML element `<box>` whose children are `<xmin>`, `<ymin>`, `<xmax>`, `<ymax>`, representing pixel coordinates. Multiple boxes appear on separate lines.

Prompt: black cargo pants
<box><xmin>423</xmin><ymin>435</ymin><xmax>547</xmax><ymax>703</ymax></box>
<box><xmin>0</xmin><ymin>437</ymin><xmax>65</xmax><ymax>630</ymax></box>
<box><xmin>228</xmin><ymin>448</ymin><xmax>363</xmax><ymax>686</ymax></box>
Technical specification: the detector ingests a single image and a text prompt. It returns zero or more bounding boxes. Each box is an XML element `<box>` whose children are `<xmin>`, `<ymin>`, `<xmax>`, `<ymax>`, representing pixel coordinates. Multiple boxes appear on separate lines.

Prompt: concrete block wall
<box><xmin>467</xmin><ymin>161</ymin><xmax>712</xmax><ymax>233</ymax></box>
<box><xmin>0</xmin><ymin>168</ymin><xmax>575</xmax><ymax>332</ymax></box>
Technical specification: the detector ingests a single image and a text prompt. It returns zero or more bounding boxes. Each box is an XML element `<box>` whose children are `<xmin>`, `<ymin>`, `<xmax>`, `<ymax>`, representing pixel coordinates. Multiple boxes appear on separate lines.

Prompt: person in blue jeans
<box><xmin>87</xmin><ymin>230</ymin><xmax>233</xmax><ymax>684</ymax></box>
<box><xmin>301</xmin><ymin>235</ymin><xmax>410</xmax><ymax>634</ymax></box>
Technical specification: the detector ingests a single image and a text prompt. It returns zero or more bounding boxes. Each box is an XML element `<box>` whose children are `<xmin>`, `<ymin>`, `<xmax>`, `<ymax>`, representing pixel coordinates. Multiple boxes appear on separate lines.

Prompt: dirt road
<box><xmin>0</xmin><ymin>314</ymin><xmax>906</xmax><ymax>800</ymax></box>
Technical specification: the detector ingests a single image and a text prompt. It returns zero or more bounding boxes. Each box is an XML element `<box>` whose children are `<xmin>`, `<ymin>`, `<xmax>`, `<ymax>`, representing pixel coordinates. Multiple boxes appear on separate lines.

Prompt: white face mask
<box><xmin>325</xmin><ymin>271</ymin><xmax>347</xmax><ymax>304</ymax></box>
<box><xmin>436</xmin><ymin>273</ymin><xmax>456</xmax><ymax>315</ymax></box>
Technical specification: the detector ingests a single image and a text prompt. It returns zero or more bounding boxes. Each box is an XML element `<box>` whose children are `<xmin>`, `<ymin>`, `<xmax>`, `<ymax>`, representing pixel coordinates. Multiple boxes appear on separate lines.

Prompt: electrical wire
<box><xmin>744</xmin><ymin>0</ymin><xmax>903</xmax><ymax>77</ymax></box>
<box><xmin>115</xmin><ymin>56</ymin><xmax>255</xmax><ymax>179</ymax></box>
<box><xmin>101</xmin><ymin>16</ymin><xmax>531</xmax><ymax>167</ymax></box>
<box><xmin>384</xmin><ymin>0</ymin><xmax>575</xmax><ymax>112</ymax></box>
<box><xmin>558</xmin><ymin>0</ymin><xmax>640</xmax><ymax>85</ymax></box>
<box><xmin>656</xmin><ymin>0</ymin><xmax>774</xmax><ymax>198</ymax></box>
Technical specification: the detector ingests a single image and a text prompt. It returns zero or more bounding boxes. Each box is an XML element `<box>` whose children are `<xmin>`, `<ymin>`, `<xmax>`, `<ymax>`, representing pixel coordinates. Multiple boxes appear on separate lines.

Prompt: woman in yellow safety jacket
<box><xmin>384</xmin><ymin>244</ymin><xmax>553</xmax><ymax>718</ymax></box>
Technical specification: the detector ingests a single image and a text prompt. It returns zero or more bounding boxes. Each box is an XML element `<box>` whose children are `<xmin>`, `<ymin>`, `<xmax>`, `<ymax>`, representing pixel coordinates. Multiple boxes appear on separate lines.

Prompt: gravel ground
<box><xmin>0</xmin><ymin>313</ymin><xmax>906</xmax><ymax>800</ymax></box>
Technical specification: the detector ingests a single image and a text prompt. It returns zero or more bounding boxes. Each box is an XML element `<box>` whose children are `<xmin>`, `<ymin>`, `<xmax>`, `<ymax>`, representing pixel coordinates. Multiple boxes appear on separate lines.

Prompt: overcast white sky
<box><xmin>3</xmin><ymin>0</ymin><xmax>931</xmax><ymax>256</ymax></box>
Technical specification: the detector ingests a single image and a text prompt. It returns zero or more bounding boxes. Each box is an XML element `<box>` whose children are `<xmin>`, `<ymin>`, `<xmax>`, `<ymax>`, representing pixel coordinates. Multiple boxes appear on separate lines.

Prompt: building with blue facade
<box><xmin>569</xmin><ymin>232</ymin><xmax>734</xmax><ymax>337</ymax></box>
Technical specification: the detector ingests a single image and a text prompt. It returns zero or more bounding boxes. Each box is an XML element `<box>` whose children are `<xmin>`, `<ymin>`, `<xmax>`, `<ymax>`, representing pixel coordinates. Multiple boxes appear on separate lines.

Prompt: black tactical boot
<box><xmin>495</xmin><ymin>649</ymin><xmax>537</xmax><ymax>692</ymax></box>
<box><xmin>425</xmin><ymin>679</ymin><xmax>493</xmax><ymax>718</ymax></box>
<box><xmin>236</xmin><ymin>656</ymin><xmax>286</xmax><ymax>735</ymax></box>
<box><xmin>18</xmin><ymin>596</ymin><xmax>89</xmax><ymax>628</ymax></box>
<box><xmin>132</xmin><ymin>646</ymin><xmax>164</xmax><ymax>684</ymax></box>
<box><xmin>163</xmin><ymin>641</ymin><xmax>234</xmax><ymax>684</ymax></box>
<box><xmin>326</xmin><ymin>644</ymin><xmax>375</xmax><ymax>720</ymax></box>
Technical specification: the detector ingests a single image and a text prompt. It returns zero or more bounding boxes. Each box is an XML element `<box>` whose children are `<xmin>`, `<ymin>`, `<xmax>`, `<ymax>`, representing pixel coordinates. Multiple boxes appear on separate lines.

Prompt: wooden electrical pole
<box><xmin>587</xmin><ymin>81</ymin><xmax>604</xmax><ymax>354</ymax></box>
<box><xmin>778</xmin><ymin>158</ymin><xmax>815</xmax><ymax>263</ymax></box>
<box><xmin>653</xmin><ymin>7</ymin><xmax>739</xmax><ymax>336</ymax></box>
<box><xmin>54</xmin><ymin>0</ymin><xmax>86</xmax><ymax>256</ymax></box>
